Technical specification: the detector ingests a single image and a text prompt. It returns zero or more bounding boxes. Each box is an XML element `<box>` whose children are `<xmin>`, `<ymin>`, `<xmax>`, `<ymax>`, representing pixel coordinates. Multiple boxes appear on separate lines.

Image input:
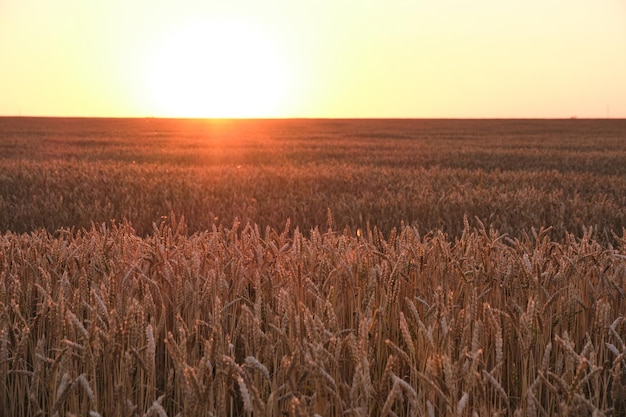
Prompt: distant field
<box><xmin>1</xmin><ymin>118</ymin><xmax>625</xmax><ymax>416</ymax></box>
<box><xmin>1</xmin><ymin>117</ymin><xmax>626</xmax><ymax>241</ymax></box>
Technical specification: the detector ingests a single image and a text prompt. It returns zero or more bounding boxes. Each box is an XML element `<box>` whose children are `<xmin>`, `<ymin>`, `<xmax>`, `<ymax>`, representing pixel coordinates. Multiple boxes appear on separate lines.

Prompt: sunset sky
<box><xmin>1</xmin><ymin>0</ymin><xmax>625</xmax><ymax>118</ymax></box>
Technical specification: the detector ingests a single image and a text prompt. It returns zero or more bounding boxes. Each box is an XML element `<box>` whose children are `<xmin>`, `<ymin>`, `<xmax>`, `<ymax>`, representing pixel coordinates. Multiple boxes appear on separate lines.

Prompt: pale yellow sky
<box><xmin>1</xmin><ymin>0</ymin><xmax>625</xmax><ymax>118</ymax></box>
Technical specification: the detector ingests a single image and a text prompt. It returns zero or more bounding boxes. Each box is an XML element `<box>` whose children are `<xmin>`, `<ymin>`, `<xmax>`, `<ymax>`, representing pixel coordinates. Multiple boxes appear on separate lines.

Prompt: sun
<box><xmin>145</xmin><ymin>20</ymin><xmax>290</xmax><ymax>118</ymax></box>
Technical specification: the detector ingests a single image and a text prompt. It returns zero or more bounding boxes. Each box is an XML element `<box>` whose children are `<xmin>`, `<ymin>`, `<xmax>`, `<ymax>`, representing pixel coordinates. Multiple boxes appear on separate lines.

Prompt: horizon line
<box><xmin>1</xmin><ymin>115</ymin><xmax>624</xmax><ymax>121</ymax></box>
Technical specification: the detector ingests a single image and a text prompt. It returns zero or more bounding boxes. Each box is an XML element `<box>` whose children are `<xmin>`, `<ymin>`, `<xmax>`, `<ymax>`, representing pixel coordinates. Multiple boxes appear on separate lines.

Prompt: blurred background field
<box><xmin>1</xmin><ymin>117</ymin><xmax>625</xmax><ymax>241</ymax></box>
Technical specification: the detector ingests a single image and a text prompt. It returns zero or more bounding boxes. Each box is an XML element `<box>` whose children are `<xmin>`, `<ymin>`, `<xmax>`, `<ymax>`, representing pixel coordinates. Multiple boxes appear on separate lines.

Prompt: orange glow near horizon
<box><xmin>1</xmin><ymin>1</ymin><xmax>625</xmax><ymax>118</ymax></box>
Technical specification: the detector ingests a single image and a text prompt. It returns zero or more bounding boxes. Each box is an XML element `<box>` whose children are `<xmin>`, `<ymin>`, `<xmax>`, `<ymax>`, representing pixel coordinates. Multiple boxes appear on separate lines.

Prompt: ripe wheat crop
<box><xmin>0</xmin><ymin>219</ymin><xmax>625</xmax><ymax>416</ymax></box>
<box><xmin>0</xmin><ymin>118</ymin><xmax>625</xmax><ymax>416</ymax></box>
<box><xmin>1</xmin><ymin>118</ymin><xmax>625</xmax><ymax>242</ymax></box>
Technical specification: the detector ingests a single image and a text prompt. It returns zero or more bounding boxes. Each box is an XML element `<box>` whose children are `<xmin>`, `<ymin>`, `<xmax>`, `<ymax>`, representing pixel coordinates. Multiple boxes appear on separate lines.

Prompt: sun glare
<box><xmin>145</xmin><ymin>20</ymin><xmax>290</xmax><ymax>118</ymax></box>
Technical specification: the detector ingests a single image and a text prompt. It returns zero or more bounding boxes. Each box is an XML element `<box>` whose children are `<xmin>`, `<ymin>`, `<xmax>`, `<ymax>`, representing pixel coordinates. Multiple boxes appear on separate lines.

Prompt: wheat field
<box><xmin>0</xmin><ymin>118</ymin><xmax>625</xmax><ymax>416</ymax></box>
